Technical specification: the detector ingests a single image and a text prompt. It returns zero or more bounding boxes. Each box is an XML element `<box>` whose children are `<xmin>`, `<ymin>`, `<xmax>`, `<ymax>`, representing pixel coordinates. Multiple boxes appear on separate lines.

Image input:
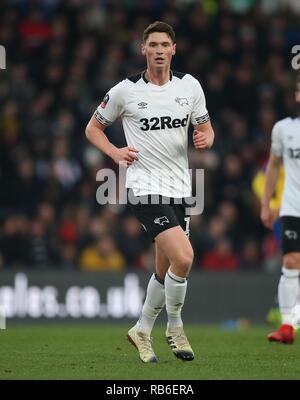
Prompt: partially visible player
<box><xmin>254</xmin><ymin>166</ymin><xmax>300</xmax><ymax>329</ymax></box>
<box><xmin>253</xmin><ymin>166</ymin><xmax>284</xmax><ymax>326</ymax></box>
<box><xmin>261</xmin><ymin>74</ymin><xmax>300</xmax><ymax>344</ymax></box>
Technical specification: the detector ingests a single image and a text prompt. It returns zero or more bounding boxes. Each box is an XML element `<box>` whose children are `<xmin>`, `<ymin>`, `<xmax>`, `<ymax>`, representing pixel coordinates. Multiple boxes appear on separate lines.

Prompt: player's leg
<box><xmin>127</xmin><ymin>196</ymin><xmax>174</xmax><ymax>363</ymax></box>
<box><xmin>268</xmin><ymin>252</ymin><xmax>300</xmax><ymax>343</ymax></box>
<box><xmin>279</xmin><ymin>252</ymin><xmax>300</xmax><ymax>325</ymax></box>
<box><xmin>136</xmin><ymin>243</ymin><xmax>169</xmax><ymax>335</ymax></box>
<box><xmin>128</xmin><ymin>197</ymin><xmax>192</xmax><ymax>361</ymax></box>
<box><xmin>293</xmin><ymin>278</ymin><xmax>300</xmax><ymax>329</ymax></box>
<box><xmin>155</xmin><ymin>225</ymin><xmax>195</xmax><ymax>360</ymax></box>
<box><xmin>155</xmin><ymin>241</ymin><xmax>171</xmax><ymax>281</ymax></box>
<box><xmin>268</xmin><ymin>216</ymin><xmax>300</xmax><ymax>344</ymax></box>
<box><xmin>156</xmin><ymin>226</ymin><xmax>193</xmax><ymax>326</ymax></box>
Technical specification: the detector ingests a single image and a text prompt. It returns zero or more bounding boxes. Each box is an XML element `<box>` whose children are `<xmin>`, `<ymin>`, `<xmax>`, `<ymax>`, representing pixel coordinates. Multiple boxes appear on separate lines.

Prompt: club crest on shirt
<box><xmin>175</xmin><ymin>97</ymin><xmax>189</xmax><ymax>106</ymax></box>
<box><xmin>101</xmin><ymin>93</ymin><xmax>110</xmax><ymax>109</ymax></box>
<box><xmin>284</xmin><ymin>230</ymin><xmax>298</xmax><ymax>240</ymax></box>
<box><xmin>138</xmin><ymin>102</ymin><xmax>148</xmax><ymax>109</ymax></box>
<box><xmin>154</xmin><ymin>216</ymin><xmax>170</xmax><ymax>226</ymax></box>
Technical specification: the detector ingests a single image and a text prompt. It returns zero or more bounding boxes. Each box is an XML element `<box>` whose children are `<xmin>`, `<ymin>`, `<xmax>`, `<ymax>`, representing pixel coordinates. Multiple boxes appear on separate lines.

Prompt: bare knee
<box><xmin>171</xmin><ymin>248</ymin><xmax>194</xmax><ymax>277</ymax></box>
<box><xmin>283</xmin><ymin>253</ymin><xmax>300</xmax><ymax>270</ymax></box>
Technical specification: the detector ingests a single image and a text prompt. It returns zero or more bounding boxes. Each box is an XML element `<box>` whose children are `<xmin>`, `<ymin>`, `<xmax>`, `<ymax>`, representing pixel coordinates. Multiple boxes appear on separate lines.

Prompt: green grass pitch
<box><xmin>1</xmin><ymin>324</ymin><xmax>300</xmax><ymax>380</ymax></box>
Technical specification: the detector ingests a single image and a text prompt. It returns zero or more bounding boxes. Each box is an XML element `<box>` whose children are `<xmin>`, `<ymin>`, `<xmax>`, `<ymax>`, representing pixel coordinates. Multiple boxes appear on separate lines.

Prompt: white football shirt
<box><xmin>271</xmin><ymin>117</ymin><xmax>300</xmax><ymax>217</ymax></box>
<box><xmin>94</xmin><ymin>71</ymin><xmax>209</xmax><ymax>198</ymax></box>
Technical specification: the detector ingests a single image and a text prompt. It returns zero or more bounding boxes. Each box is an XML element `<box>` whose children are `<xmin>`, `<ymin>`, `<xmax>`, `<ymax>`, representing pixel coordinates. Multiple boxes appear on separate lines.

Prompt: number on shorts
<box><xmin>184</xmin><ymin>217</ymin><xmax>190</xmax><ymax>237</ymax></box>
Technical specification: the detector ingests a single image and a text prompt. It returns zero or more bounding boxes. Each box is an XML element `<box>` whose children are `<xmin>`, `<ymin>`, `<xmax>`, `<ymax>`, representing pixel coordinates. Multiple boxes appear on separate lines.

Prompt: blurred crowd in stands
<box><xmin>1</xmin><ymin>0</ymin><xmax>300</xmax><ymax>272</ymax></box>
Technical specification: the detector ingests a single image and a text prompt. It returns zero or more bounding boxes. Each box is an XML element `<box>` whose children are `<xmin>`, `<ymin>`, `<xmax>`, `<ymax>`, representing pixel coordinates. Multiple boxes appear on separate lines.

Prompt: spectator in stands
<box><xmin>239</xmin><ymin>237</ymin><xmax>262</xmax><ymax>270</ymax></box>
<box><xmin>115</xmin><ymin>215</ymin><xmax>149</xmax><ymax>267</ymax></box>
<box><xmin>79</xmin><ymin>235</ymin><xmax>125</xmax><ymax>272</ymax></box>
<box><xmin>200</xmin><ymin>237</ymin><xmax>240</xmax><ymax>271</ymax></box>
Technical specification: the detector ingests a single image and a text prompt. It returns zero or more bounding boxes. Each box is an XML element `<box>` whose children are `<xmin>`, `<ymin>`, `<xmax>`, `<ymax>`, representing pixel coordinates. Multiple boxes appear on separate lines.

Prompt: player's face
<box><xmin>295</xmin><ymin>90</ymin><xmax>300</xmax><ymax>103</ymax></box>
<box><xmin>142</xmin><ymin>32</ymin><xmax>176</xmax><ymax>70</ymax></box>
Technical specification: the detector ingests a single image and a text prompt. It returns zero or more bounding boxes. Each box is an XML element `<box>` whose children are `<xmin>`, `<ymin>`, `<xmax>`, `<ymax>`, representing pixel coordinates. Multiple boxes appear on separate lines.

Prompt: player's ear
<box><xmin>172</xmin><ymin>43</ymin><xmax>176</xmax><ymax>56</ymax></box>
<box><xmin>141</xmin><ymin>43</ymin><xmax>146</xmax><ymax>56</ymax></box>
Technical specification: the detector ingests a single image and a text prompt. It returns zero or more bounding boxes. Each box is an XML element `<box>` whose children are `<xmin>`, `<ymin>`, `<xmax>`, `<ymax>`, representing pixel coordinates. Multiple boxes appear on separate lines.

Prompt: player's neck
<box><xmin>145</xmin><ymin>68</ymin><xmax>170</xmax><ymax>86</ymax></box>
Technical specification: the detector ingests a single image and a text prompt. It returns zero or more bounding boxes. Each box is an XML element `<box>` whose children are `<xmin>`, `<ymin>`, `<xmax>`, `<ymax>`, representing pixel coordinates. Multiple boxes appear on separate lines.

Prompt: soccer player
<box><xmin>85</xmin><ymin>21</ymin><xmax>214</xmax><ymax>362</ymax></box>
<box><xmin>261</xmin><ymin>74</ymin><xmax>300</xmax><ymax>344</ymax></box>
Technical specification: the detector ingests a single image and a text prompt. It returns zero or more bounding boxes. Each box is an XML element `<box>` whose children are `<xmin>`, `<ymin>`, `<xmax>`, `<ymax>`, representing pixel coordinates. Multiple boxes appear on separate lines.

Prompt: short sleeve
<box><xmin>94</xmin><ymin>80</ymin><xmax>127</xmax><ymax>127</ymax></box>
<box><xmin>187</xmin><ymin>75</ymin><xmax>210</xmax><ymax>126</ymax></box>
<box><xmin>271</xmin><ymin>122</ymin><xmax>283</xmax><ymax>157</ymax></box>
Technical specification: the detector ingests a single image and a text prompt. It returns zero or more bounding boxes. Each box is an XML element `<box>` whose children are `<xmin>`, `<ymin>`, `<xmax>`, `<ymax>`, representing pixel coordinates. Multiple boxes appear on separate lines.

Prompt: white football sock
<box><xmin>136</xmin><ymin>273</ymin><xmax>165</xmax><ymax>335</ymax></box>
<box><xmin>294</xmin><ymin>285</ymin><xmax>300</xmax><ymax>325</ymax></box>
<box><xmin>278</xmin><ymin>267</ymin><xmax>300</xmax><ymax>325</ymax></box>
<box><xmin>165</xmin><ymin>267</ymin><xmax>187</xmax><ymax>329</ymax></box>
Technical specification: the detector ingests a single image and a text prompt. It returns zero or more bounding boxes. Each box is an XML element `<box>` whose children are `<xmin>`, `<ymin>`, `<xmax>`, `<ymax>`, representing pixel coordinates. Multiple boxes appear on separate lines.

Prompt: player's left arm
<box><xmin>188</xmin><ymin>74</ymin><xmax>214</xmax><ymax>149</ymax></box>
<box><xmin>193</xmin><ymin>121</ymin><xmax>215</xmax><ymax>149</ymax></box>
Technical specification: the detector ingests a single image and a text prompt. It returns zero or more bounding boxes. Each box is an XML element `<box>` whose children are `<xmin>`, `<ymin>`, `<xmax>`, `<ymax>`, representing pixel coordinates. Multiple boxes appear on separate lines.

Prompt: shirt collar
<box><xmin>142</xmin><ymin>70</ymin><xmax>173</xmax><ymax>84</ymax></box>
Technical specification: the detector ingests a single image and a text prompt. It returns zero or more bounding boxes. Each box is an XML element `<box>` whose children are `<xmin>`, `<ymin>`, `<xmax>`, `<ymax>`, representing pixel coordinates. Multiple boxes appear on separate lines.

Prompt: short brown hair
<box><xmin>143</xmin><ymin>21</ymin><xmax>175</xmax><ymax>43</ymax></box>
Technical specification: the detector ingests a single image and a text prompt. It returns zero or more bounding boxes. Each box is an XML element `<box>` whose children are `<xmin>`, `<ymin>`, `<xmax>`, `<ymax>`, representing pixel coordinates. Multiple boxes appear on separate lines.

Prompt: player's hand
<box><xmin>260</xmin><ymin>206</ymin><xmax>278</xmax><ymax>229</ymax></box>
<box><xmin>193</xmin><ymin>130</ymin><xmax>212</xmax><ymax>149</ymax></box>
<box><xmin>110</xmin><ymin>146</ymin><xmax>139</xmax><ymax>166</ymax></box>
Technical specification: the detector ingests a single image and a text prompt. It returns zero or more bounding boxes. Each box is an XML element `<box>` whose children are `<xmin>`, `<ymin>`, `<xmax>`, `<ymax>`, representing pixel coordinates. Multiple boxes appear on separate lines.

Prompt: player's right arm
<box><xmin>85</xmin><ymin>80</ymin><xmax>139</xmax><ymax>166</ymax></box>
<box><xmin>85</xmin><ymin>116</ymin><xmax>139</xmax><ymax>166</ymax></box>
<box><xmin>261</xmin><ymin>121</ymin><xmax>283</xmax><ymax>229</ymax></box>
<box><xmin>260</xmin><ymin>153</ymin><xmax>282</xmax><ymax>229</ymax></box>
